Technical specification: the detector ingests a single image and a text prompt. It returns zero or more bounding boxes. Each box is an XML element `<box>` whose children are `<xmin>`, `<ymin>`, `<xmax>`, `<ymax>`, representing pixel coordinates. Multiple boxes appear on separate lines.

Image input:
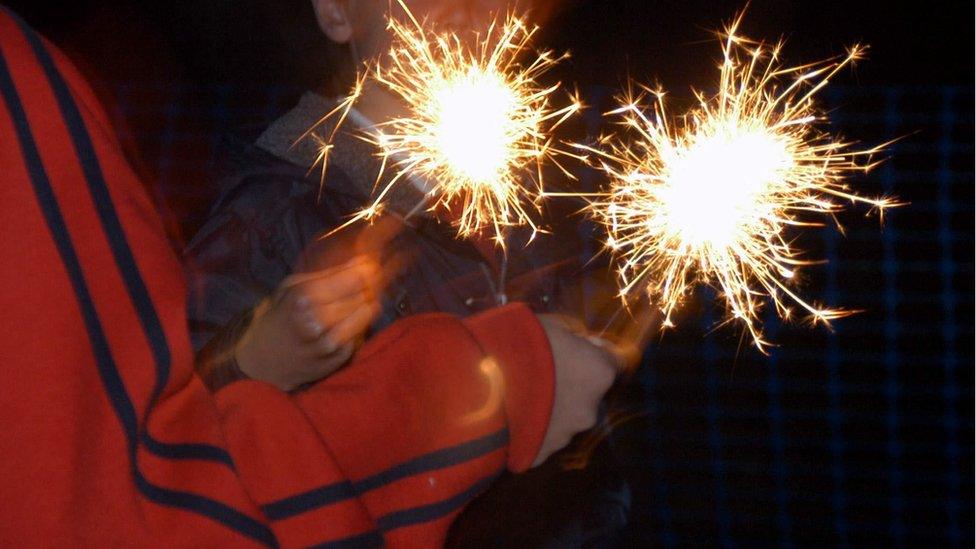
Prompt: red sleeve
<box><xmin>462</xmin><ymin>304</ymin><xmax>555</xmax><ymax>472</ymax></box>
<box><xmin>215</xmin><ymin>303</ymin><xmax>555</xmax><ymax>548</ymax></box>
<box><xmin>0</xmin><ymin>10</ymin><xmax>273</xmax><ymax>546</ymax></box>
<box><xmin>0</xmin><ymin>10</ymin><xmax>555</xmax><ymax>548</ymax></box>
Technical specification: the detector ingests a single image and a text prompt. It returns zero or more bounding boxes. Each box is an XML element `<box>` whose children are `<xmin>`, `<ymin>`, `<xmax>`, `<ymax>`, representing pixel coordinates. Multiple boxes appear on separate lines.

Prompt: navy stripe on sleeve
<box><xmin>309</xmin><ymin>471</ymin><xmax>503</xmax><ymax>547</ymax></box>
<box><xmin>0</xmin><ymin>15</ymin><xmax>274</xmax><ymax>547</ymax></box>
<box><xmin>263</xmin><ymin>428</ymin><xmax>508</xmax><ymax>521</ymax></box>
<box><xmin>6</xmin><ymin>8</ymin><xmax>234</xmax><ymax>468</ymax></box>
<box><xmin>375</xmin><ymin>471</ymin><xmax>500</xmax><ymax>531</ymax></box>
<box><xmin>308</xmin><ymin>530</ymin><xmax>385</xmax><ymax>549</ymax></box>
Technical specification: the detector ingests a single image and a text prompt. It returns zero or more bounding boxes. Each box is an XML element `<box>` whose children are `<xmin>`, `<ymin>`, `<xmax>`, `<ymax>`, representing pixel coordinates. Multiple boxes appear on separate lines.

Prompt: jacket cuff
<box><xmin>463</xmin><ymin>303</ymin><xmax>554</xmax><ymax>472</ymax></box>
<box><xmin>195</xmin><ymin>307</ymin><xmax>256</xmax><ymax>393</ymax></box>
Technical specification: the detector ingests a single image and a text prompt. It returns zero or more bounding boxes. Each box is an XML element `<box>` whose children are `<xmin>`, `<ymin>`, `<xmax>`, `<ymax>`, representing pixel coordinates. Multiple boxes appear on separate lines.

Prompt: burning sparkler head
<box><xmin>429</xmin><ymin>68</ymin><xmax>519</xmax><ymax>183</ymax></box>
<box><xmin>662</xmin><ymin>120</ymin><xmax>793</xmax><ymax>249</ymax></box>
<box><xmin>584</xmin><ymin>14</ymin><xmax>898</xmax><ymax>351</ymax></box>
<box><xmin>315</xmin><ymin>0</ymin><xmax>582</xmax><ymax>245</ymax></box>
<box><xmin>367</xmin><ymin>4</ymin><xmax>582</xmax><ymax>242</ymax></box>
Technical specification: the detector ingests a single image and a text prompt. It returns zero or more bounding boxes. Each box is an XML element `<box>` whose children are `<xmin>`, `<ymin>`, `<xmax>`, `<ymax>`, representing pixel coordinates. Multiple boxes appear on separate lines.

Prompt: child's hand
<box><xmin>532</xmin><ymin>314</ymin><xmax>621</xmax><ymax>467</ymax></box>
<box><xmin>234</xmin><ymin>257</ymin><xmax>383</xmax><ymax>391</ymax></box>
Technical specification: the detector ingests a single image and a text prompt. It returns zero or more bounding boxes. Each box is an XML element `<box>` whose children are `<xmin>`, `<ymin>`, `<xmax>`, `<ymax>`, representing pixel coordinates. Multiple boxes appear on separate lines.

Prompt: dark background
<box><xmin>7</xmin><ymin>0</ymin><xmax>973</xmax><ymax>546</ymax></box>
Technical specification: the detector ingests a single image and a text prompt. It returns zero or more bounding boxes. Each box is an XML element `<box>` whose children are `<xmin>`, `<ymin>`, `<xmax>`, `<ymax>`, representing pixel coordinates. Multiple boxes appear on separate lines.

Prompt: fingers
<box><xmin>318</xmin><ymin>300</ymin><xmax>381</xmax><ymax>355</ymax></box>
<box><xmin>281</xmin><ymin>257</ymin><xmax>380</xmax><ymax>319</ymax></box>
<box><xmin>275</xmin><ymin>254</ymin><xmax>385</xmax><ymax>366</ymax></box>
<box><xmin>576</xmin><ymin>349</ymin><xmax>613</xmax><ymax>432</ymax></box>
<box><xmin>329</xmin><ymin>343</ymin><xmax>356</xmax><ymax>368</ymax></box>
<box><xmin>585</xmin><ymin>335</ymin><xmax>633</xmax><ymax>375</ymax></box>
<box><xmin>379</xmin><ymin>249</ymin><xmax>410</xmax><ymax>284</ymax></box>
<box><xmin>302</xmin><ymin>342</ymin><xmax>356</xmax><ymax>380</ymax></box>
<box><xmin>290</xmin><ymin>293</ymin><xmax>380</xmax><ymax>358</ymax></box>
<box><xmin>306</xmin><ymin>301</ymin><xmax>378</xmax><ymax>356</ymax></box>
<box><xmin>355</xmin><ymin>215</ymin><xmax>405</xmax><ymax>256</ymax></box>
<box><xmin>296</xmin><ymin>258</ymin><xmax>380</xmax><ymax>303</ymax></box>
<box><xmin>308</xmin><ymin>254</ymin><xmax>407</xmax><ymax>304</ymax></box>
<box><xmin>552</xmin><ymin>314</ymin><xmax>590</xmax><ymax>337</ymax></box>
<box><xmin>586</xmin><ymin>343</ymin><xmax>618</xmax><ymax>398</ymax></box>
<box><xmin>292</xmin><ymin>291</ymin><xmax>373</xmax><ymax>342</ymax></box>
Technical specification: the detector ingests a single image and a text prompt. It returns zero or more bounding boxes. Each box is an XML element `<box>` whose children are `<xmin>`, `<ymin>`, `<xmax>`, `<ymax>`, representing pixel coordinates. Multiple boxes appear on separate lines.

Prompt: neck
<box><xmin>354</xmin><ymin>82</ymin><xmax>407</xmax><ymax>127</ymax></box>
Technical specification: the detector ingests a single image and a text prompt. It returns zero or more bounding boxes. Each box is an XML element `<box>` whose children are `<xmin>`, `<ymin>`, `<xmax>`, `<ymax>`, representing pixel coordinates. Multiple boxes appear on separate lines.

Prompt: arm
<box><xmin>0</xmin><ymin>15</ymin><xmax>614</xmax><ymax>547</ymax></box>
<box><xmin>182</xmin><ymin>170</ymin><xmax>321</xmax><ymax>352</ymax></box>
<box><xmin>214</xmin><ymin>304</ymin><xmax>557</xmax><ymax>547</ymax></box>
<box><xmin>186</xmin><ymin>175</ymin><xmax>400</xmax><ymax>391</ymax></box>
<box><xmin>0</xmin><ymin>13</ymin><xmax>488</xmax><ymax>544</ymax></box>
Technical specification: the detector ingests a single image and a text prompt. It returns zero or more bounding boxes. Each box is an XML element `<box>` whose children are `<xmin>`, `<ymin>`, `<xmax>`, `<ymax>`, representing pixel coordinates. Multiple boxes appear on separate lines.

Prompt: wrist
<box><xmin>234</xmin><ymin>340</ymin><xmax>303</xmax><ymax>393</ymax></box>
<box><xmin>196</xmin><ymin>305</ymin><xmax>260</xmax><ymax>393</ymax></box>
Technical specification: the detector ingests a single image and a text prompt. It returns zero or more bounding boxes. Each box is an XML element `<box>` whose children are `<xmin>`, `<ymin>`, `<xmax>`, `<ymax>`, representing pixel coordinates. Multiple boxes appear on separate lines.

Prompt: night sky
<box><xmin>7</xmin><ymin>0</ymin><xmax>972</xmax><ymax>90</ymax></box>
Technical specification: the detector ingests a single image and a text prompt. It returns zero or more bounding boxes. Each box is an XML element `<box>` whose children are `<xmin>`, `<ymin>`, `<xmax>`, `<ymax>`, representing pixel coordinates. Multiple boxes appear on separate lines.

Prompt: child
<box><xmin>0</xmin><ymin>7</ymin><xmax>615</xmax><ymax>546</ymax></box>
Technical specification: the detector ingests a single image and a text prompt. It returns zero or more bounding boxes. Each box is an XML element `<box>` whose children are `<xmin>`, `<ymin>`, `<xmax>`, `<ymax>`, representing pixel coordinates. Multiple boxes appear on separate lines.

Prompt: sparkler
<box><xmin>314</xmin><ymin>0</ymin><xmax>582</xmax><ymax>246</ymax></box>
<box><xmin>574</xmin><ymin>13</ymin><xmax>899</xmax><ymax>352</ymax></box>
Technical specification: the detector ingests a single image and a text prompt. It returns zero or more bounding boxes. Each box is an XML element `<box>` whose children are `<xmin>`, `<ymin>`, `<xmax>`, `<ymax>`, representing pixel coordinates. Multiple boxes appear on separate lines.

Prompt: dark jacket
<box><xmin>184</xmin><ymin>93</ymin><xmax>579</xmax><ymax>351</ymax></box>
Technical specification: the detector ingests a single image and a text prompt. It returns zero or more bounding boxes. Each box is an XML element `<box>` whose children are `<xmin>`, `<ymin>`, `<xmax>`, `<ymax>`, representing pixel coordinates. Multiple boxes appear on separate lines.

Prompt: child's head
<box><xmin>310</xmin><ymin>0</ymin><xmax>565</xmax><ymax>66</ymax></box>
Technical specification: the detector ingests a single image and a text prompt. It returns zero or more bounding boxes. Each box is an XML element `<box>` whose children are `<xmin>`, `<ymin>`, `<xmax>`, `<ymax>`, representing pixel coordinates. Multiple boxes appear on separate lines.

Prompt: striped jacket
<box><xmin>0</xmin><ymin>8</ymin><xmax>555</xmax><ymax>547</ymax></box>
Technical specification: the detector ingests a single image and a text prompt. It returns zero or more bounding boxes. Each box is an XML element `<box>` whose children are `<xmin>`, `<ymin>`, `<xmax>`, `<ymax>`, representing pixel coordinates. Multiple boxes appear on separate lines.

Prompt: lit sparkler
<box><xmin>315</xmin><ymin>0</ymin><xmax>582</xmax><ymax>246</ymax></box>
<box><xmin>575</xmin><ymin>14</ymin><xmax>899</xmax><ymax>352</ymax></box>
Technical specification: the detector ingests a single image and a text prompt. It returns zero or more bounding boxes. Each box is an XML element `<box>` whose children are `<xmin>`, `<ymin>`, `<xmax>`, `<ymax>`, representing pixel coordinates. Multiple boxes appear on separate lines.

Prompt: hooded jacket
<box><xmin>183</xmin><ymin>92</ymin><xmax>578</xmax><ymax>353</ymax></box>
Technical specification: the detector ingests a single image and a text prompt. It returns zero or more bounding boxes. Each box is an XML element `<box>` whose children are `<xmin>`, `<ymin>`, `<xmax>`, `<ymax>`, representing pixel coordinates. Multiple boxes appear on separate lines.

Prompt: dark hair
<box><xmin>265</xmin><ymin>0</ymin><xmax>358</xmax><ymax>96</ymax></box>
<box><xmin>150</xmin><ymin>0</ymin><xmax>355</xmax><ymax>94</ymax></box>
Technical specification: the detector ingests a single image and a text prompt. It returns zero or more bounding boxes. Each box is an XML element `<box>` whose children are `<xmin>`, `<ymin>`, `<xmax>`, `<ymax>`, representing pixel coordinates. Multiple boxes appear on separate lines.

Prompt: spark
<box><xmin>313</xmin><ymin>0</ymin><xmax>582</xmax><ymax>246</ymax></box>
<box><xmin>575</xmin><ymin>13</ymin><xmax>900</xmax><ymax>352</ymax></box>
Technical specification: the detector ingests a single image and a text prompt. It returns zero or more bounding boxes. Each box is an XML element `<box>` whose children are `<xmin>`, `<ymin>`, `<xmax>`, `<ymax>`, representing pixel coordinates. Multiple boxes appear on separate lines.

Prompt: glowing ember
<box><xmin>574</xmin><ymin>13</ymin><xmax>900</xmax><ymax>351</ymax></box>
<box><xmin>314</xmin><ymin>0</ymin><xmax>582</xmax><ymax>246</ymax></box>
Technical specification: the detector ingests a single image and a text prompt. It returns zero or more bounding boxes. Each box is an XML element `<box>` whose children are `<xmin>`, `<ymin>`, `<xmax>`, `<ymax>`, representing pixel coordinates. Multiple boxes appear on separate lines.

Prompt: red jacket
<box><xmin>0</xmin><ymin>8</ymin><xmax>555</xmax><ymax>547</ymax></box>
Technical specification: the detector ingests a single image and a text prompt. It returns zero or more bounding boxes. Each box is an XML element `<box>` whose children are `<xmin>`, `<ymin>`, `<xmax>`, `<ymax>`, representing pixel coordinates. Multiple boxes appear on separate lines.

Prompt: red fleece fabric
<box><xmin>0</xmin><ymin>10</ymin><xmax>555</xmax><ymax>547</ymax></box>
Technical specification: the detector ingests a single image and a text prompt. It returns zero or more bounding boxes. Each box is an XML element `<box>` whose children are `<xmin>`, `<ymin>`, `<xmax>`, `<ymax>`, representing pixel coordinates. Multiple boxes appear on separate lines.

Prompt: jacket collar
<box><xmin>255</xmin><ymin>92</ymin><xmax>429</xmax><ymax>218</ymax></box>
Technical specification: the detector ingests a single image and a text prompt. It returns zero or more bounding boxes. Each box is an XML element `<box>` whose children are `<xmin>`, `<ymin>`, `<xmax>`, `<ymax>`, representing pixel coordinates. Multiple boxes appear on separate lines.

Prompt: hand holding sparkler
<box><xmin>230</xmin><ymin>258</ymin><xmax>384</xmax><ymax>391</ymax></box>
<box><xmin>533</xmin><ymin>313</ymin><xmax>619</xmax><ymax>466</ymax></box>
<box><xmin>232</xmin><ymin>217</ymin><xmax>406</xmax><ymax>391</ymax></box>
